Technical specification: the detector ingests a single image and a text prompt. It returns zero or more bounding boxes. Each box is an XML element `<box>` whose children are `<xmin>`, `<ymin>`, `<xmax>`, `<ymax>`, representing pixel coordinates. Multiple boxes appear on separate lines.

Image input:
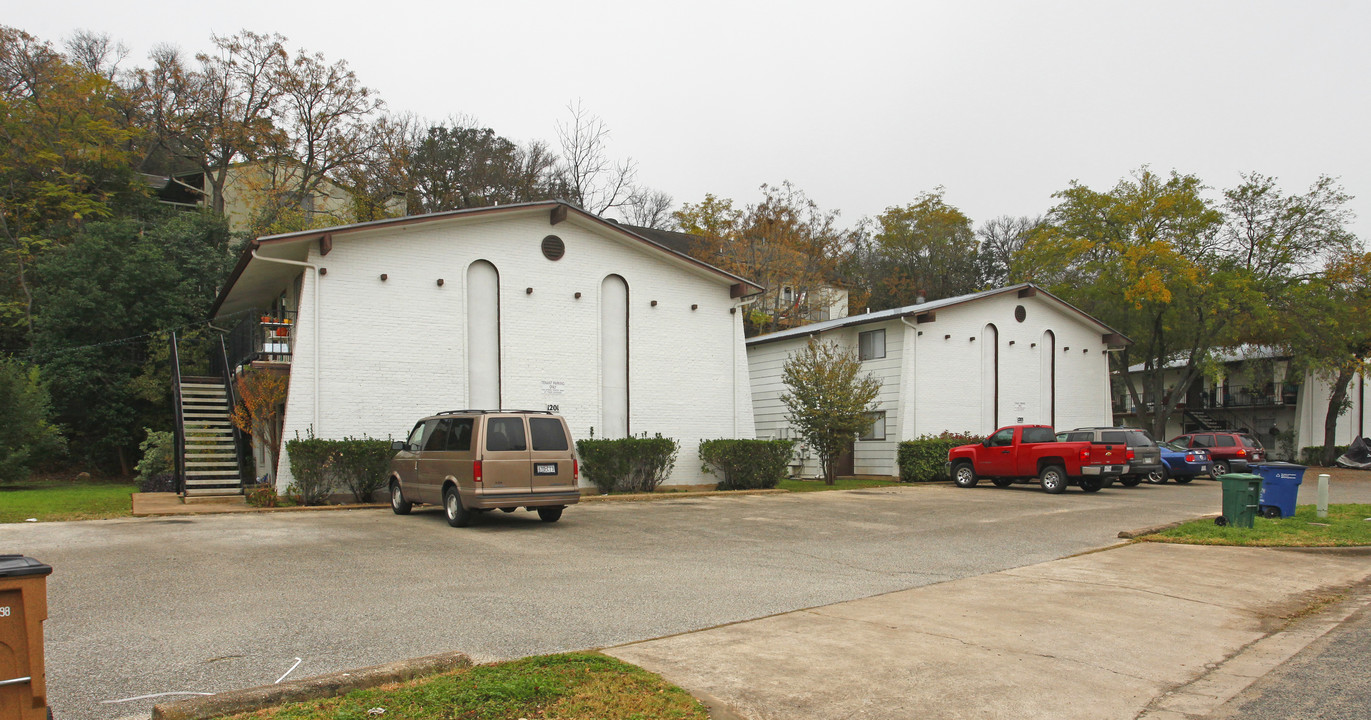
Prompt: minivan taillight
<box><xmin>573</xmin><ymin>458</ymin><xmax>579</xmax><ymax>481</ymax></box>
<box><xmin>473</xmin><ymin>460</ymin><xmax>483</xmax><ymax>483</ymax></box>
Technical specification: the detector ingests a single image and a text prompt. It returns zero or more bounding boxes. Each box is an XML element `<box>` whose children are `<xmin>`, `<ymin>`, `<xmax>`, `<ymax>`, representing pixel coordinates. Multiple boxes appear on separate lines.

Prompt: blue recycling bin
<box><xmin>1251</xmin><ymin>462</ymin><xmax>1306</xmax><ymax>519</ymax></box>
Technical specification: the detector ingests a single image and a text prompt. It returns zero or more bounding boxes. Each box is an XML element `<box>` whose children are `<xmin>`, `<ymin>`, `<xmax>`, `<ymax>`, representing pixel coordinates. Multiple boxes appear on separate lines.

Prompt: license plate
<box><xmin>534</xmin><ymin>463</ymin><xmax>558</xmax><ymax>476</ymax></box>
<box><xmin>1103</xmin><ymin>465</ymin><xmax>1122</xmax><ymax>473</ymax></box>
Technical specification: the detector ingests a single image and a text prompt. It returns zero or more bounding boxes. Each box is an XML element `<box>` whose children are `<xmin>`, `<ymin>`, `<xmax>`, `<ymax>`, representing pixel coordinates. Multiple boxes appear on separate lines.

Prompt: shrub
<box><xmin>331</xmin><ymin>437</ymin><xmax>393</xmax><ymax>503</ymax></box>
<box><xmin>898</xmin><ymin>431</ymin><xmax>986</xmax><ymax>482</ymax></box>
<box><xmin>285</xmin><ymin>430</ymin><xmax>335</xmax><ymax>505</ymax></box>
<box><xmin>135</xmin><ymin>428</ymin><xmax>175</xmax><ymax>483</ymax></box>
<box><xmin>246</xmin><ymin>482</ymin><xmax>283</xmax><ymax>507</ymax></box>
<box><xmin>138</xmin><ymin>472</ymin><xmax>176</xmax><ymax>493</ymax></box>
<box><xmin>1300</xmin><ymin>445</ymin><xmax>1350</xmax><ymax>466</ymax></box>
<box><xmin>576</xmin><ymin>434</ymin><xmax>680</xmax><ymax>493</ymax></box>
<box><xmin>0</xmin><ymin>359</ymin><xmax>64</xmax><ymax>484</ymax></box>
<box><xmin>698</xmin><ymin>438</ymin><xmax>795</xmax><ymax>490</ymax></box>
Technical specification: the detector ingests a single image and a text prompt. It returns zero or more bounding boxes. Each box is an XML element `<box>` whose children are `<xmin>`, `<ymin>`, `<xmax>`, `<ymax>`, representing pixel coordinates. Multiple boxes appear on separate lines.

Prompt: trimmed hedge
<box><xmin>284</xmin><ymin>432</ymin><xmax>393</xmax><ymax>504</ymax></box>
<box><xmin>576</xmin><ymin>434</ymin><xmax>680</xmax><ymax>494</ymax></box>
<box><xmin>1300</xmin><ymin>445</ymin><xmax>1350</xmax><ymax>467</ymax></box>
<box><xmin>698</xmin><ymin>439</ymin><xmax>795</xmax><ymax>490</ymax></box>
<box><xmin>898</xmin><ymin>431</ymin><xmax>986</xmax><ymax>482</ymax></box>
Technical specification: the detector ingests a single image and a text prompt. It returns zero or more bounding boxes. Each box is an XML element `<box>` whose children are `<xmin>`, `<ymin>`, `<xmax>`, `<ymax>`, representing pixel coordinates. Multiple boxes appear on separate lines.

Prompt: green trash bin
<box><xmin>1217</xmin><ymin>474</ymin><xmax>1262</xmax><ymax>528</ymax></box>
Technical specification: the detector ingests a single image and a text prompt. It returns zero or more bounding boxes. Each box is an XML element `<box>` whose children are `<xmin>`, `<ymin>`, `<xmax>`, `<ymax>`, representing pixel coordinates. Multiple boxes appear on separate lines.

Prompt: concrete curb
<box><xmin>133</xmin><ymin>502</ymin><xmax>390</xmax><ymax>517</ymax></box>
<box><xmin>1118</xmin><ymin>513</ymin><xmax>1220</xmax><ymax>538</ymax></box>
<box><xmin>151</xmin><ymin>651</ymin><xmax>471</xmax><ymax>720</ymax></box>
<box><xmin>581</xmin><ymin>488</ymin><xmax>789</xmax><ymax>502</ymax></box>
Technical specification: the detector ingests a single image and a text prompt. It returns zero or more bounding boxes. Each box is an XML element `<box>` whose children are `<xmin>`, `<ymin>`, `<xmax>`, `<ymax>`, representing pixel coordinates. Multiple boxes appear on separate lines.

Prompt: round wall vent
<box><xmin>542</xmin><ymin>235</ymin><xmax>565</xmax><ymax>261</ymax></box>
<box><xmin>1014</xmin><ymin>305</ymin><xmax>1027</xmax><ymax>323</ymax></box>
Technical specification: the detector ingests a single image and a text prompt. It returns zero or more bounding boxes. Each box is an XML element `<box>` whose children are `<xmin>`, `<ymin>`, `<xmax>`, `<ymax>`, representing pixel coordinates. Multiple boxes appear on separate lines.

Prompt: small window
<box><xmin>1191</xmin><ymin>435</ymin><xmax>1214</xmax><ymax>447</ymax></box>
<box><xmin>1099</xmin><ymin>431</ymin><xmax>1127</xmax><ymax>444</ymax></box>
<box><xmin>859</xmin><ymin>329</ymin><xmax>886</xmax><ymax>360</ymax></box>
<box><xmin>424</xmin><ymin>418</ymin><xmax>453</xmax><ymax>451</ymax></box>
<box><xmin>448</xmin><ymin>418</ymin><xmax>474</xmax><ymax>451</ymax></box>
<box><xmin>859</xmin><ymin>411</ymin><xmax>886</xmax><ymax>441</ymax></box>
<box><xmin>989</xmin><ymin>428</ymin><xmax>1014</xmax><ymax>447</ymax></box>
<box><xmin>486</xmin><ymin>417</ymin><xmax>528</xmax><ymax>452</ymax></box>
<box><xmin>1216</xmin><ymin>435</ymin><xmax>1236</xmax><ymax>447</ymax></box>
<box><xmin>530</xmin><ymin>417</ymin><xmax>569</xmax><ymax>451</ymax></box>
<box><xmin>406</xmin><ymin>422</ymin><xmax>428</xmax><ymax>448</ymax></box>
<box><xmin>1065</xmin><ymin>431</ymin><xmax>1092</xmax><ymax>442</ymax></box>
<box><xmin>1021</xmin><ymin>427</ymin><xmax>1055</xmax><ymax>444</ymax></box>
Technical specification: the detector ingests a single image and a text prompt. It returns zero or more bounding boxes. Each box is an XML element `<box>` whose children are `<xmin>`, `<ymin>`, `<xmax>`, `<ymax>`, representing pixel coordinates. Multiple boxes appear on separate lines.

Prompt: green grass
<box><xmin>0</xmin><ymin>479</ymin><xmax>135</xmax><ymax>523</ymax></box>
<box><xmin>1143</xmin><ymin>504</ymin><xmax>1371</xmax><ymax>547</ymax></box>
<box><xmin>227</xmin><ymin>653</ymin><xmax>708</xmax><ymax>720</ymax></box>
<box><xmin>779</xmin><ymin>476</ymin><xmax>903</xmax><ymax>492</ymax></box>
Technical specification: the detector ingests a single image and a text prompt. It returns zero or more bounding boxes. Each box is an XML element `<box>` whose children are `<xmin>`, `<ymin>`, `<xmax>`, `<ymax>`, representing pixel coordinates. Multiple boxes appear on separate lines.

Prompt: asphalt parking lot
<box><xmin>5</xmin><ymin>474</ymin><xmax>1369</xmax><ymax>720</ymax></box>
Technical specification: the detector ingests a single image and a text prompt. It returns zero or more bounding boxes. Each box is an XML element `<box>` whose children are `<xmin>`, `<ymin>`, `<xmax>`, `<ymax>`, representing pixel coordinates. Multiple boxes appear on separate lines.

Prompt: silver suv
<box><xmin>1056</xmin><ymin>427</ymin><xmax>1163</xmax><ymax>487</ymax></box>
<box><xmin>388</xmin><ymin>410</ymin><xmax>580</xmax><ymax>527</ymax></box>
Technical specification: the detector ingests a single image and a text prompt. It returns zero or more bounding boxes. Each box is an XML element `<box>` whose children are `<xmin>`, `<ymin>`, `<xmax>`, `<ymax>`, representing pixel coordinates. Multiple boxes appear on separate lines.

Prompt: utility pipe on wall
<box><xmin>250</xmin><ymin>250</ymin><xmax>320</xmax><ymax>433</ymax></box>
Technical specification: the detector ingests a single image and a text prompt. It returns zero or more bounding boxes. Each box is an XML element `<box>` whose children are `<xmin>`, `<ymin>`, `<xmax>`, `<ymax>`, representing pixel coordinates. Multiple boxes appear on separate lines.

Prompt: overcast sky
<box><xmin>10</xmin><ymin>1</ymin><xmax>1370</xmax><ymax>239</ymax></box>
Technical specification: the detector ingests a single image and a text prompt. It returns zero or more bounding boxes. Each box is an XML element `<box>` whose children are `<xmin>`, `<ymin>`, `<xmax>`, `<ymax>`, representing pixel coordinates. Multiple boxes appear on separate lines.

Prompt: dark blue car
<box><xmin>1151</xmin><ymin>441</ymin><xmax>1214</xmax><ymax>484</ymax></box>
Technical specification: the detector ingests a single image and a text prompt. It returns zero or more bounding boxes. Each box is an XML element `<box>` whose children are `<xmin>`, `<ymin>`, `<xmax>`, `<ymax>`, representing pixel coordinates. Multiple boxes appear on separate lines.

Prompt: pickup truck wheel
<box><xmin>1079</xmin><ymin>477</ymin><xmax>1103</xmax><ymax>492</ymax></box>
<box><xmin>991</xmin><ymin>477</ymin><xmax>1014</xmax><ymax>488</ymax></box>
<box><xmin>1146</xmin><ymin>467</ymin><xmax>1168</xmax><ymax>484</ymax></box>
<box><xmin>443</xmin><ymin>485</ymin><xmax>473</xmax><ymax>527</ymax></box>
<box><xmin>390</xmin><ymin>481</ymin><xmax>412</xmax><ymax>515</ymax></box>
<box><xmin>953</xmin><ymin>463</ymin><xmax>979</xmax><ymax>488</ymax></box>
<box><xmin>537</xmin><ymin>506</ymin><xmax>564</xmax><ymax>523</ymax></box>
<box><xmin>1039</xmin><ymin>465</ymin><xmax>1068</xmax><ymax>494</ymax></box>
<box><xmin>1120</xmin><ymin>477</ymin><xmax>1142</xmax><ymax>487</ymax></box>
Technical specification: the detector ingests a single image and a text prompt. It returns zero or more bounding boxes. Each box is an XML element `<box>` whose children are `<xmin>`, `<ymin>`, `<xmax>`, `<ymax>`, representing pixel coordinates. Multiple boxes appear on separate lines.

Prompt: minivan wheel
<box><xmin>443</xmin><ymin>486</ymin><xmax>472</xmax><ymax>527</ymax></box>
<box><xmin>390</xmin><ymin>481</ymin><xmax>412</xmax><ymax>515</ymax></box>
<box><xmin>537</xmin><ymin>506</ymin><xmax>564</xmax><ymax>523</ymax></box>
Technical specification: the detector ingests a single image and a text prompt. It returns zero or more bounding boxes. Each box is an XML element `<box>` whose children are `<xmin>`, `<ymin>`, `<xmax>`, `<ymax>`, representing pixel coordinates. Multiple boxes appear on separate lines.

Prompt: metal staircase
<box><xmin>1185</xmin><ymin>409</ymin><xmax>1223</xmax><ymax>432</ymax></box>
<box><xmin>178</xmin><ymin>377</ymin><xmax>243</xmax><ymax>496</ymax></box>
<box><xmin>170</xmin><ymin>331</ymin><xmax>249</xmax><ymax>497</ymax></box>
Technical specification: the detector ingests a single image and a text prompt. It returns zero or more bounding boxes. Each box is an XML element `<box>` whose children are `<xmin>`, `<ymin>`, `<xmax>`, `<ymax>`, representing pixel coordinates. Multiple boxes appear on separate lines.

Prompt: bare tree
<box><xmin>64</xmin><ymin>30</ymin><xmax>128</xmax><ymax>83</ymax></box>
<box><xmin>977</xmin><ymin>215</ymin><xmax>1042</xmax><ymax>286</ymax></box>
<box><xmin>555</xmin><ymin>100</ymin><xmax>637</xmax><ymax>215</ymax></box>
<box><xmin>622</xmin><ymin>188</ymin><xmax>674</xmax><ymax>228</ymax></box>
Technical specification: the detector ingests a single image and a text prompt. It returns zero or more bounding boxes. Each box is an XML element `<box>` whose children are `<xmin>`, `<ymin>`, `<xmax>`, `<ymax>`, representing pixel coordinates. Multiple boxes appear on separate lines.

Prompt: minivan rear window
<box><xmin>486</xmin><ymin>417</ymin><xmax>528</xmax><ymax>452</ymax></box>
<box><xmin>530</xmin><ymin>417</ymin><xmax>569</xmax><ymax>451</ymax></box>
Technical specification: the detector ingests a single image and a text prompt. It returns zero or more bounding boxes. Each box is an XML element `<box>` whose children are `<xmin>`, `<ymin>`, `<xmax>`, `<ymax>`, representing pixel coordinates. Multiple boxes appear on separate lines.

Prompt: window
<box><xmin>406</xmin><ymin>422</ymin><xmax>428</xmax><ymax>449</ymax></box>
<box><xmin>486</xmin><ymin>417</ymin><xmax>527</xmax><ymax>452</ymax></box>
<box><xmin>1216</xmin><ymin>435</ymin><xmax>1236</xmax><ymax>447</ymax></box>
<box><xmin>1191</xmin><ymin>434</ymin><xmax>1215</xmax><ymax>448</ymax></box>
<box><xmin>530</xmin><ymin>417</ymin><xmax>569</xmax><ymax>451</ymax></box>
<box><xmin>859</xmin><ymin>411</ymin><xmax>886</xmax><ymax>441</ymax></box>
<box><xmin>1099</xmin><ymin>431</ymin><xmax>1127</xmax><ymax>444</ymax></box>
<box><xmin>1239</xmin><ymin>435</ymin><xmax>1263</xmax><ymax>449</ymax></box>
<box><xmin>988</xmin><ymin>428</ymin><xmax>1014</xmax><ymax>447</ymax></box>
<box><xmin>1125</xmin><ymin>430</ymin><xmax>1156</xmax><ymax>447</ymax></box>
<box><xmin>424</xmin><ymin>418</ymin><xmax>453</xmax><ymax>451</ymax></box>
<box><xmin>859</xmin><ymin>329</ymin><xmax>886</xmax><ymax>360</ymax></box>
<box><xmin>1021</xmin><ymin>427</ymin><xmax>1055</xmax><ymax>444</ymax></box>
<box><xmin>448</xmin><ymin>418</ymin><xmax>474</xmax><ymax>451</ymax></box>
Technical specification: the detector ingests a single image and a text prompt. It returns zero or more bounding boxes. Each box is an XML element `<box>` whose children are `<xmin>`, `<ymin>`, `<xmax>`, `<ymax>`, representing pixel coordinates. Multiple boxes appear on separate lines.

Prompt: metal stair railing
<box><xmin>169</xmin><ymin>331</ymin><xmax>187</xmax><ymax>496</ymax></box>
<box><xmin>215</xmin><ymin>335</ymin><xmax>253</xmax><ymax>487</ymax></box>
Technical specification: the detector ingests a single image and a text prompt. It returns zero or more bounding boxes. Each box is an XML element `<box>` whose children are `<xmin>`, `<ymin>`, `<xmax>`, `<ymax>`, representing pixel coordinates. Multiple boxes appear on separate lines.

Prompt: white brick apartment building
<box><xmin>209</xmin><ymin>201</ymin><xmax>762</xmax><ymax>490</ymax></box>
<box><xmin>747</xmin><ymin>284</ymin><xmax>1129</xmax><ymax>478</ymax></box>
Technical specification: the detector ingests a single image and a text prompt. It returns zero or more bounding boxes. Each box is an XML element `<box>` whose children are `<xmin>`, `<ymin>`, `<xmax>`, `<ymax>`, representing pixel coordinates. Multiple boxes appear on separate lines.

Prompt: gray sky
<box><xmin>11</xmin><ymin>0</ymin><xmax>1371</xmax><ymax>239</ymax></box>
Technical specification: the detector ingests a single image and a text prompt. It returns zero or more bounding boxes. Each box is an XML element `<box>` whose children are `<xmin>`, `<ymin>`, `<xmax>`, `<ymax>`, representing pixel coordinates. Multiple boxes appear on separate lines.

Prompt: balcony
<box><xmin>224</xmin><ymin>309</ymin><xmax>296</xmax><ymax>373</ymax></box>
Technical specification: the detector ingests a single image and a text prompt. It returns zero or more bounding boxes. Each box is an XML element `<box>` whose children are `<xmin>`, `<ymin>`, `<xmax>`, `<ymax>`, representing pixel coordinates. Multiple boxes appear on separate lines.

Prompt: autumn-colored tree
<box><xmin>781</xmin><ymin>340</ymin><xmax>882</xmax><ymax>485</ymax></box>
<box><xmin>860</xmin><ymin>189</ymin><xmax>982</xmax><ymax>308</ymax></box>
<box><xmin>0</xmin><ymin>26</ymin><xmax>142</xmax><ymax>346</ymax></box>
<box><xmin>230</xmin><ymin>369</ymin><xmax>289</xmax><ymax>480</ymax></box>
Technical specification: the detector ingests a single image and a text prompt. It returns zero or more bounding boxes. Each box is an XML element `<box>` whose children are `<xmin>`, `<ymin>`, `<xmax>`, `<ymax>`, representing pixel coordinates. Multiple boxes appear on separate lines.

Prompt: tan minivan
<box><xmin>388</xmin><ymin>410</ymin><xmax>580</xmax><ymax>527</ymax></box>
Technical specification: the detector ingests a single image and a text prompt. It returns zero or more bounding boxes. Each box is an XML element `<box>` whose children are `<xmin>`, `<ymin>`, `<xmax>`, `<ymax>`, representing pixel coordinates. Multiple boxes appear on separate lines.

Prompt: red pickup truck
<box><xmin>946</xmin><ymin>425</ymin><xmax>1130</xmax><ymax>493</ymax></box>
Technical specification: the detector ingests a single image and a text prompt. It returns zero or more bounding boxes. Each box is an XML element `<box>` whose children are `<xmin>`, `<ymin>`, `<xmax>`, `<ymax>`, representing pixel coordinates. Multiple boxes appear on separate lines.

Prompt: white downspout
<box><xmin>733</xmin><ymin>294</ymin><xmax>763</xmax><ymax>436</ymax></box>
<box><xmin>900</xmin><ymin>317</ymin><xmax>919</xmax><ymax>440</ymax></box>
<box><xmin>250</xmin><ymin>250</ymin><xmax>320</xmax><ymax>432</ymax></box>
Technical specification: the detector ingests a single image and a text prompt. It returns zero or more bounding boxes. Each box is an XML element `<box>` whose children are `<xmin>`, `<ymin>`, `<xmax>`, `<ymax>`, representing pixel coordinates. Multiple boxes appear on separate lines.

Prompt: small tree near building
<box><xmin>781</xmin><ymin>340</ymin><xmax>882</xmax><ymax>485</ymax></box>
<box><xmin>230</xmin><ymin>369</ymin><xmax>289</xmax><ymax>480</ymax></box>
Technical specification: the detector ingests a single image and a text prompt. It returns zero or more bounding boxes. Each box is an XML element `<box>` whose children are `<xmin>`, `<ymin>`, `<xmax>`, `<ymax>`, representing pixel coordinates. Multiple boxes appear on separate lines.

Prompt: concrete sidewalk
<box><xmin>607</xmin><ymin>543</ymin><xmax>1371</xmax><ymax>720</ymax></box>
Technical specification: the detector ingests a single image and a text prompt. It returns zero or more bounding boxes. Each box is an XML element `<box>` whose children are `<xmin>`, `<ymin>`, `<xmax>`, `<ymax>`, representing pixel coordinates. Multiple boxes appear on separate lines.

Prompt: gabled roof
<box><xmin>746</xmin><ymin>283</ymin><xmax>1131</xmax><ymax>347</ymax></box>
<box><xmin>1125</xmin><ymin>345</ymin><xmax>1288</xmax><ymax>373</ymax></box>
<box><xmin>210</xmin><ymin>201</ymin><xmax>763</xmax><ymax>318</ymax></box>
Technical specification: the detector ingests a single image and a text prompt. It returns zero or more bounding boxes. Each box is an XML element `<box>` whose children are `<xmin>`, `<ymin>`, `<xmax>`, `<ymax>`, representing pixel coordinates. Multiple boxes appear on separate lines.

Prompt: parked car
<box><xmin>388</xmin><ymin>410</ymin><xmax>580</xmax><ymax>527</ymax></box>
<box><xmin>1155</xmin><ymin>441</ymin><xmax>1213</xmax><ymax>484</ymax></box>
<box><xmin>1055</xmin><ymin>427</ymin><xmax>1161</xmax><ymax>487</ymax></box>
<box><xmin>947</xmin><ymin>425</ymin><xmax>1128</xmax><ymax>494</ymax></box>
<box><xmin>1168</xmin><ymin>431</ymin><xmax>1266</xmax><ymax>476</ymax></box>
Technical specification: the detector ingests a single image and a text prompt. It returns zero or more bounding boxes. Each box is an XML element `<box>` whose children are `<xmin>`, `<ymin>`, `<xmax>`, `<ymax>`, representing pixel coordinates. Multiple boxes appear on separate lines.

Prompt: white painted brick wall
<box><xmin>273</xmin><ymin>212</ymin><xmax>753</xmax><ymax>491</ymax></box>
<box><xmin>749</xmin><ymin>292</ymin><xmax>1116</xmax><ymax>477</ymax></box>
